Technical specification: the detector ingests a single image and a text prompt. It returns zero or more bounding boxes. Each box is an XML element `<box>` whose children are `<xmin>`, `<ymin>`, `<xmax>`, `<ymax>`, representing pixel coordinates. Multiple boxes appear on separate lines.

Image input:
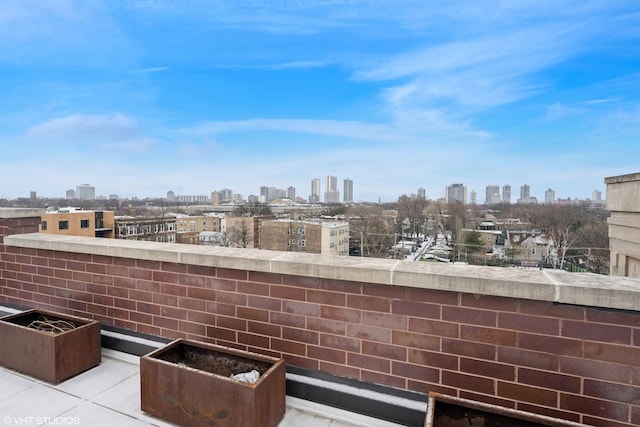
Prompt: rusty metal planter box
<box><xmin>141</xmin><ymin>338</ymin><xmax>286</xmax><ymax>427</ymax></box>
<box><xmin>0</xmin><ymin>309</ymin><xmax>101</xmax><ymax>384</ymax></box>
<box><xmin>424</xmin><ymin>392</ymin><xmax>584</xmax><ymax>427</ymax></box>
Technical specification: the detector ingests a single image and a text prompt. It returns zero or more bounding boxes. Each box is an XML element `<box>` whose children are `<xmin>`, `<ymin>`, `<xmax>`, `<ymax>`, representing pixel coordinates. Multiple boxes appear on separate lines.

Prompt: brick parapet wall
<box><xmin>1</xmin><ymin>226</ymin><xmax>640</xmax><ymax>426</ymax></box>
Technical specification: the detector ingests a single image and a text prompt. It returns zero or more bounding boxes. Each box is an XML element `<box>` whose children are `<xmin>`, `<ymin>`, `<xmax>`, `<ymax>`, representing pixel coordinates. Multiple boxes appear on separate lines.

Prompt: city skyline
<box><xmin>1</xmin><ymin>2</ymin><xmax>639</xmax><ymax>202</ymax></box>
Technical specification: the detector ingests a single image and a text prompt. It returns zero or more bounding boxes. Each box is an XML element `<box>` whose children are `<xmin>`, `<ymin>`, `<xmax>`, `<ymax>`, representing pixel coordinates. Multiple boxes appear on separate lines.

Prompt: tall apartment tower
<box><xmin>545</xmin><ymin>188</ymin><xmax>555</xmax><ymax>204</ymax></box>
<box><xmin>502</xmin><ymin>185</ymin><xmax>511</xmax><ymax>203</ymax></box>
<box><xmin>470</xmin><ymin>190</ymin><xmax>477</xmax><ymax>205</ymax></box>
<box><xmin>417</xmin><ymin>187</ymin><xmax>426</xmax><ymax>200</ymax></box>
<box><xmin>485</xmin><ymin>185</ymin><xmax>500</xmax><ymax>204</ymax></box>
<box><xmin>287</xmin><ymin>186</ymin><xmax>296</xmax><ymax>200</ymax></box>
<box><xmin>310</xmin><ymin>179</ymin><xmax>321</xmax><ymax>203</ymax></box>
<box><xmin>343</xmin><ymin>178</ymin><xmax>354</xmax><ymax>203</ymax></box>
<box><xmin>520</xmin><ymin>184</ymin><xmax>530</xmax><ymax>200</ymax></box>
<box><xmin>445</xmin><ymin>183</ymin><xmax>466</xmax><ymax>204</ymax></box>
<box><xmin>324</xmin><ymin>175</ymin><xmax>340</xmax><ymax>204</ymax></box>
<box><xmin>76</xmin><ymin>184</ymin><xmax>95</xmax><ymax>200</ymax></box>
<box><xmin>592</xmin><ymin>189</ymin><xmax>603</xmax><ymax>204</ymax></box>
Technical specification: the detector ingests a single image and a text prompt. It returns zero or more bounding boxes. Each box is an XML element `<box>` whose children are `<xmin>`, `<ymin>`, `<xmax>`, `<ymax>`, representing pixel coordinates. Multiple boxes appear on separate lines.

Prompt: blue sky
<box><xmin>1</xmin><ymin>1</ymin><xmax>639</xmax><ymax>203</ymax></box>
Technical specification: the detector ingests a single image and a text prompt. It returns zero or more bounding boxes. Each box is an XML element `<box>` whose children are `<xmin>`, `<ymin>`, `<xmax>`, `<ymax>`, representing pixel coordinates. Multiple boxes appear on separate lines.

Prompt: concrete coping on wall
<box><xmin>5</xmin><ymin>233</ymin><xmax>640</xmax><ymax>312</ymax></box>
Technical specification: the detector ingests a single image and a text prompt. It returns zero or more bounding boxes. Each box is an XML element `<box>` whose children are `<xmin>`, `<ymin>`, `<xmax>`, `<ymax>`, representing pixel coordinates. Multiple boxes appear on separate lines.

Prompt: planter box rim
<box><xmin>142</xmin><ymin>338</ymin><xmax>285</xmax><ymax>387</ymax></box>
<box><xmin>0</xmin><ymin>309</ymin><xmax>100</xmax><ymax>336</ymax></box>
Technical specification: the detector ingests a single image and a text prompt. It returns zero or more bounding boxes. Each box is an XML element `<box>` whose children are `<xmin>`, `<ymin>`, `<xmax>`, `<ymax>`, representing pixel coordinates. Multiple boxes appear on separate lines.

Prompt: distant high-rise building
<box><xmin>417</xmin><ymin>187</ymin><xmax>426</xmax><ymax>200</ymax></box>
<box><xmin>592</xmin><ymin>189</ymin><xmax>603</xmax><ymax>204</ymax></box>
<box><xmin>470</xmin><ymin>190</ymin><xmax>477</xmax><ymax>205</ymax></box>
<box><xmin>545</xmin><ymin>188</ymin><xmax>555</xmax><ymax>204</ymax></box>
<box><xmin>66</xmin><ymin>189</ymin><xmax>76</xmax><ymax>199</ymax></box>
<box><xmin>445</xmin><ymin>183</ymin><xmax>466</xmax><ymax>204</ymax></box>
<box><xmin>520</xmin><ymin>184</ymin><xmax>530</xmax><ymax>200</ymax></box>
<box><xmin>287</xmin><ymin>186</ymin><xmax>296</xmax><ymax>200</ymax></box>
<box><xmin>324</xmin><ymin>175</ymin><xmax>340</xmax><ymax>203</ymax></box>
<box><xmin>310</xmin><ymin>179</ymin><xmax>321</xmax><ymax>203</ymax></box>
<box><xmin>167</xmin><ymin>191</ymin><xmax>176</xmax><ymax>202</ymax></box>
<box><xmin>502</xmin><ymin>185</ymin><xmax>511</xmax><ymax>203</ymax></box>
<box><xmin>76</xmin><ymin>184</ymin><xmax>95</xmax><ymax>200</ymax></box>
<box><xmin>485</xmin><ymin>185</ymin><xmax>500</xmax><ymax>204</ymax></box>
<box><xmin>343</xmin><ymin>179</ymin><xmax>353</xmax><ymax>203</ymax></box>
<box><xmin>30</xmin><ymin>191</ymin><xmax>36</xmax><ymax>200</ymax></box>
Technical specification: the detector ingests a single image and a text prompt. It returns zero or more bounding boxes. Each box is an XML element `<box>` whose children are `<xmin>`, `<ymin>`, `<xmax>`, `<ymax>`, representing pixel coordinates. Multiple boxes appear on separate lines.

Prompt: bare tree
<box><xmin>227</xmin><ymin>217</ymin><xmax>253</xmax><ymax>248</ymax></box>
<box><xmin>396</xmin><ymin>194</ymin><xmax>429</xmax><ymax>239</ymax></box>
<box><xmin>346</xmin><ymin>205</ymin><xmax>395</xmax><ymax>258</ymax></box>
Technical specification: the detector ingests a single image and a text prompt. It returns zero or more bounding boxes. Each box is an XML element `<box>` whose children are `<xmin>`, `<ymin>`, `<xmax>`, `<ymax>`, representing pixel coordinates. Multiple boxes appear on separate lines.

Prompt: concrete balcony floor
<box><xmin>0</xmin><ymin>348</ymin><xmax>405</xmax><ymax>427</ymax></box>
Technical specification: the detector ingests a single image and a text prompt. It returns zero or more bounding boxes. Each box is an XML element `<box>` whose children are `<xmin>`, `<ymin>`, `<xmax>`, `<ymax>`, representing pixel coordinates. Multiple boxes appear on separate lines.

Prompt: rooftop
<box><xmin>0</xmin><ymin>307</ymin><xmax>406</xmax><ymax>427</ymax></box>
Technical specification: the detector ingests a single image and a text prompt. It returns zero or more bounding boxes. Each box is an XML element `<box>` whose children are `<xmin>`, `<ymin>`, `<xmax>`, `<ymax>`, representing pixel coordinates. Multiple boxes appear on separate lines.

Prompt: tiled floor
<box><xmin>0</xmin><ymin>349</ymin><xmax>405</xmax><ymax>427</ymax></box>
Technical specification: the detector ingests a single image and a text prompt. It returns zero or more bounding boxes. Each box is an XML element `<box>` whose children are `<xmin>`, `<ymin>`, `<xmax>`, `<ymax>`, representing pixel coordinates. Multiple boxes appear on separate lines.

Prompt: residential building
<box><xmin>66</xmin><ymin>189</ymin><xmax>76</xmax><ymax>199</ymax></box>
<box><xmin>309</xmin><ymin>178</ymin><xmax>321</xmax><ymax>203</ymax></box>
<box><xmin>115</xmin><ymin>216</ymin><xmax>177</xmax><ymax>242</ymax></box>
<box><xmin>259</xmin><ymin>218</ymin><xmax>349</xmax><ymax>255</ymax></box>
<box><xmin>76</xmin><ymin>184</ymin><xmax>95</xmax><ymax>200</ymax></box>
<box><xmin>324</xmin><ymin>175</ymin><xmax>340</xmax><ymax>203</ymax></box>
<box><xmin>605</xmin><ymin>172</ymin><xmax>640</xmax><ymax>277</ymax></box>
<box><xmin>40</xmin><ymin>207</ymin><xmax>114</xmax><ymax>238</ymax></box>
<box><xmin>592</xmin><ymin>189</ymin><xmax>603</xmax><ymax>205</ymax></box>
<box><xmin>417</xmin><ymin>187</ymin><xmax>426</xmax><ymax>199</ymax></box>
<box><xmin>343</xmin><ymin>178</ymin><xmax>353</xmax><ymax>203</ymax></box>
<box><xmin>287</xmin><ymin>186</ymin><xmax>296</xmax><ymax>200</ymax></box>
<box><xmin>502</xmin><ymin>184</ymin><xmax>511</xmax><ymax>203</ymax></box>
<box><xmin>445</xmin><ymin>183</ymin><xmax>466</xmax><ymax>204</ymax></box>
<box><xmin>176</xmin><ymin>194</ymin><xmax>209</xmax><ymax>204</ymax></box>
<box><xmin>520</xmin><ymin>184</ymin><xmax>530</xmax><ymax>200</ymax></box>
<box><xmin>470</xmin><ymin>190</ymin><xmax>477</xmax><ymax>205</ymax></box>
<box><xmin>175</xmin><ymin>214</ymin><xmax>223</xmax><ymax>245</ymax></box>
<box><xmin>485</xmin><ymin>185</ymin><xmax>500</xmax><ymax>204</ymax></box>
<box><xmin>545</xmin><ymin>188</ymin><xmax>555</xmax><ymax>204</ymax></box>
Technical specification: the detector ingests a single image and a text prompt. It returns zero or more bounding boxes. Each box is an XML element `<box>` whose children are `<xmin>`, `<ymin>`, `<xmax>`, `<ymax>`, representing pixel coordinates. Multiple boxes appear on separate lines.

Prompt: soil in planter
<box><xmin>433</xmin><ymin>401</ymin><xmax>563</xmax><ymax>427</ymax></box>
<box><xmin>3</xmin><ymin>312</ymin><xmax>79</xmax><ymax>334</ymax></box>
<box><xmin>155</xmin><ymin>343</ymin><xmax>273</xmax><ymax>378</ymax></box>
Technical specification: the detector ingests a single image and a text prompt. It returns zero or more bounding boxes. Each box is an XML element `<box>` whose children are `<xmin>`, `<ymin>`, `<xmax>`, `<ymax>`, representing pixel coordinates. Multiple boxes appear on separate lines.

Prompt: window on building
<box><xmin>80</xmin><ymin>219</ymin><xmax>90</xmax><ymax>228</ymax></box>
<box><xmin>41</xmin><ymin>221</ymin><xmax>47</xmax><ymax>231</ymax></box>
<box><xmin>59</xmin><ymin>221</ymin><xmax>69</xmax><ymax>230</ymax></box>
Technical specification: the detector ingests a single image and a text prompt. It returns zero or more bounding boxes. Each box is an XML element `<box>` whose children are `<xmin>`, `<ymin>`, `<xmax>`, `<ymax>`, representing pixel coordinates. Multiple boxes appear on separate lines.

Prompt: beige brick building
<box><xmin>40</xmin><ymin>208</ymin><xmax>114</xmax><ymax>238</ymax></box>
<box><xmin>259</xmin><ymin>218</ymin><xmax>349</xmax><ymax>255</ymax></box>
<box><xmin>606</xmin><ymin>172</ymin><xmax>640</xmax><ymax>277</ymax></box>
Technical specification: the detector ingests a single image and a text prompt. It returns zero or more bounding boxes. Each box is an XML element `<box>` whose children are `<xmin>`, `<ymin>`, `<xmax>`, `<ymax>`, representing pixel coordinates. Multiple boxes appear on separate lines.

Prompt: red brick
<box><xmin>444</xmin><ymin>371</ymin><xmax>495</xmax><ymax>395</ymax></box>
<box><xmin>560</xmin><ymin>356</ymin><xmax>631</xmax><ymax>384</ymax></box>
<box><xmin>92</xmin><ymin>275</ymin><xmax>113</xmax><ymax>286</ymax></box>
<box><xmin>129</xmin><ymin>289</ymin><xmax>153</xmax><ymax>302</ymax></box>
<box><xmin>361</xmin><ymin>311</ymin><xmax>406</xmax><ymax>330</ymax></box>
<box><xmin>177</xmin><ymin>274</ymin><xmax>206</xmax><ymax>287</ymax></box>
<box><xmin>521</xmin><ymin>300</ymin><xmax>585</xmax><ymax>320</ymax></box>
<box><xmin>216</xmin><ymin>267</ymin><xmax>247</xmax><ymax>280</ymax></box>
<box><xmin>392</xmin><ymin>330</ymin><xmax>440</xmax><ymax>351</ymax></box>
<box><xmin>587</xmin><ymin>307</ymin><xmax>640</xmax><ymax>327</ymax></box>
<box><xmin>584</xmin><ymin>379</ymin><xmax>640</xmax><ymax>404</ymax></box>
<box><xmin>186</xmin><ymin>264</ymin><xmax>216</xmax><ymax>276</ymax></box>
<box><xmin>461</xmin><ymin>294</ymin><xmax>519</xmax><ymax>311</ymax></box>
<box><xmin>161</xmin><ymin>262</ymin><xmax>187</xmax><ymax>273</ymax></box>
<box><xmin>442</xmin><ymin>338</ymin><xmax>496</xmax><ymax>360</ymax></box>
<box><xmin>498</xmin><ymin>312</ymin><xmax>560</xmax><ymax>335</ymax></box>
<box><xmin>442</xmin><ymin>306</ymin><xmax>497</xmax><ymax>327</ymax></box>
<box><xmin>72</xmin><ymin>271</ymin><xmax>92</xmax><ymax>283</ymax></box>
<box><xmin>632</xmin><ymin>405</ymin><xmax>640</xmax><ymax>426</ymax></box>
<box><xmin>392</xmin><ymin>361</ymin><xmax>439</xmax><ymax>383</ymax></box>
<box><xmin>186</xmin><ymin>287</ymin><xmax>216</xmax><ymax>301</ymax></box>
<box><xmin>106</xmin><ymin>286</ymin><xmax>129</xmax><ymax>299</ymax></box>
<box><xmin>106</xmin><ymin>265</ymin><xmax>129</xmax><ymax>277</ymax></box>
<box><xmin>320</xmin><ymin>305</ymin><xmax>361</xmax><ymax>323</ymax></box>
<box><xmin>248</xmin><ymin>271</ymin><xmax>281</xmax><ymax>284</ymax></box>
<box><xmin>217</xmin><ymin>315</ymin><xmax>247</xmax><ymax>331</ymax></box>
<box><xmin>519</xmin><ymin>333</ymin><xmax>583</xmax><ymax>357</ymax></box>
<box><xmin>307</xmin><ymin>317</ymin><xmax>345</xmax><ymax>335</ymax></box>
<box><xmin>562</xmin><ymin>320</ymin><xmax>632</xmax><ymax>345</ymax></box>
<box><xmin>237</xmin><ymin>306</ymin><xmax>269</xmax><ymax>322</ymax></box>
<box><xmin>247</xmin><ymin>295</ymin><xmax>282</xmax><ymax>311</ymax></box>
<box><xmin>36</xmin><ymin>266</ymin><xmax>54</xmax><ymax>277</ymax></box>
<box><xmin>347</xmin><ymin>324</ymin><xmax>390</xmax><ymax>343</ymax></box>
<box><xmin>320</xmin><ymin>278</ymin><xmax>362</xmax><ymax>294</ymax></box>
<box><xmin>498</xmin><ymin>347</ymin><xmax>559</xmax><ymax>371</ymax></box>
<box><xmin>216</xmin><ymin>290</ymin><xmax>247</xmax><ymax>306</ymax></box>
<box><xmin>248</xmin><ymin>321</ymin><xmax>281</xmax><ymax>338</ymax></box>
<box><xmin>560</xmin><ymin>393</ymin><xmax>629</xmax><ymax>422</ymax></box>
<box><xmin>136</xmin><ymin>259</ymin><xmax>161</xmax><ymax>270</ymax></box>
<box><xmin>391</xmin><ymin>300</ymin><xmax>439</xmax><ymax>319</ymax></box>
<box><xmin>271</xmin><ymin>284</ymin><xmax>305</xmax><ymax>301</ymax></box>
<box><xmin>107</xmin><ymin>307</ymin><xmax>130</xmax><ymax>320</ymax></box>
<box><xmin>283</xmin><ymin>354</ymin><xmax>318</xmax><ymax>371</ymax></box>
<box><xmin>178</xmin><ymin>320</ymin><xmax>206</xmax><ymax>336</ymax></box>
<box><xmin>519</xmin><ymin>368</ymin><xmax>581</xmax><ymax>393</ymax></box>
<box><xmin>461</xmin><ymin>358</ymin><xmax>515</xmax><ymax>381</ymax></box>
<box><xmin>152</xmin><ymin>293</ymin><xmax>178</xmax><ymax>307</ymax></box>
<box><xmin>347</xmin><ymin>294</ymin><xmax>390</xmax><ymax>312</ymax></box>
<box><xmin>237</xmin><ymin>281</ymin><xmax>269</xmax><ymax>295</ymax></box>
<box><xmin>271</xmin><ymin>338</ymin><xmax>305</xmax><ymax>356</ymax></box>
<box><xmin>86</xmin><ymin>263</ymin><xmax>106</xmax><ymax>275</ymax></box>
<box><xmin>282</xmin><ymin>300</ymin><xmax>319</xmax><ymax>317</ymax></box>
<box><xmin>362</xmin><ymin>371</ymin><xmax>406</xmax><ymax>389</ymax></box>
<box><xmin>87</xmin><ymin>283</ymin><xmax>106</xmax><ymax>294</ymax></box>
<box><xmin>282</xmin><ymin>274</ymin><xmax>319</xmax><ymax>289</ymax></box>
<box><xmin>152</xmin><ymin>270</ymin><xmax>178</xmax><ymax>284</ymax></box>
<box><xmin>187</xmin><ymin>311</ymin><xmax>216</xmax><ymax>325</ymax></box>
<box><xmin>498</xmin><ymin>382</ymin><xmax>557</xmax><ymax>407</ymax></box>
<box><xmin>584</xmin><ymin>341</ymin><xmax>640</xmax><ymax>365</ymax></box>
<box><xmin>408</xmin><ymin>318</ymin><xmax>459</xmax><ymax>338</ymax></box>
<box><xmin>206</xmin><ymin>301</ymin><xmax>236</xmax><ymax>316</ymax></box>
<box><xmin>307</xmin><ymin>289</ymin><xmax>346</xmax><ymax>306</ymax></box>
<box><xmin>177</xmin><ymin>296</ymin><xmax>206</xmax><ymax>312</ymax></box>
<box><xmin>93</xmin><ymin>295</ymin><xmax>114</xmax><ymax>306</ymax></box>
<box><xmin>363</xmin><ymin>283</ymin><xmax>407</xmax><ymax>300</ymax></box>
<box><xmin>112</xmin><ymin>257</ymin><xmax>135</xmax><ymax>267</ymax></box>
<box><xmin>137</xmin><ymin>302</ymin><xmax>161</xmax><ymax>315</ymax></box>
<box><xmin>91</xmin><ymin>255</ymin><xmax>113</xmax><ymax>265</ymax></box>
<box><xmin>114</xmin><ymin>298</ymin><xmax>136</xmax><ymax>310</ymax></box>
<box><xmin>270</xmin><ymin>312</ymin><xmax>305</xmax><ymax>328</ymax></box>
<box><xmin>307</xmin><ymin>345</ymin><xmax>345</xmax><ymax>364</ymax></box>
<box><xmin>160</xmin><ymin>306</ymin><xmax>188</xmax><ymax>320</ymax></box>
<box><xmin>319</xmin><ymin>362</ymin><xmax>360</xmax><ymax>379</ymax></box>
<box><xmin>135</xmin><ymin>280</ymin><xmax>160</xmax><ymax>292</ymax></box>
<box><xmin>207</xmin><ymin>326</ymin><xmax>236</xmax><ymax>342</ymax></box>
<box><xmin>238</xmin><ymin>332</ymin><xmax>270</xmax><ymax>349</ymax></box>
<box><xmin>347</xmin><ymin>353</ymin><xmax>390</xmax><ymax>373</ymax></box>
<box><xmin>153</xmin><ymin>316</ymin><xmax>178</xmax><ymax>330</ymax></box>
<box><xmin>461</xmin><ymin>325</ymin><xmax>517</xmax><ymax>346</ymax></box>
<box><xmin>408</xmin><ymin>348</ymin><xmax>458</xmax><ymax>370</ymax></box>
<box><xmin>516</xmin><ymin>403</ymin><xmax>581</xmax><ymax>424</ymax></box>
<box><xmin>320</xmin><ymin>333</ymin><xmax>360</xmax><ymax>352</ymax></box>
<box><xmin>362</xmin><ymin>341</ymin><xmax>406</xmax><ymax>360</ymax></box>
